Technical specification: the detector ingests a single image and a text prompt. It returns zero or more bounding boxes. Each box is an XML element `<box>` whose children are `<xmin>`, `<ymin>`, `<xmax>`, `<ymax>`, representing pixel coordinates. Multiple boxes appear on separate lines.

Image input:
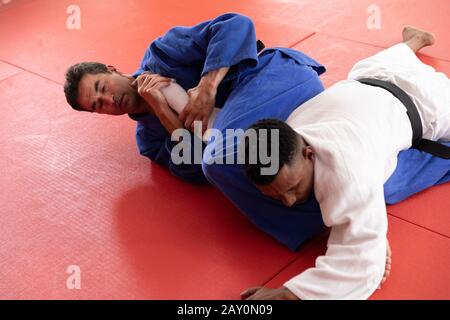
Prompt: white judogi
<box><xmin>284</xmin><ymin>44</ymin><xmax>450</xmax><ymax>300</ymax></box>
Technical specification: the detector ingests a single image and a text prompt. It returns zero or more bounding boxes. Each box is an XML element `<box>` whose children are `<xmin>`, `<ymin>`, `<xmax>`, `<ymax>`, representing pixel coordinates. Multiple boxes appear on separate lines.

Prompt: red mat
<box><xmin>0</xmin><ymin>0</ymin><xmax>448</xmax><ymax>299</ymax></box>
<box><xmin>0</xmin><ymin>61</ymin><xmax>21</xmax><ymax>81</ymax></box>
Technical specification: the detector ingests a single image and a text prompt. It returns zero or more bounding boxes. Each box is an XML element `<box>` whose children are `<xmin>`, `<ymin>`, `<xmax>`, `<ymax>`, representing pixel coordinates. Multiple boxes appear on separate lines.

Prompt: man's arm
<box><xmin>134</xmin><ymin>117</ymin><xmax>208</xmax><ymax>185</ymax></box>
<box><xmin>198</xmin><ymin>67</ymin><xmax>231</xmax><ymax>90</ymax></box>
<box><xmin>133</xmin><ymin>73</ymin><xmax>184</xmax><ymax>135</ymax></box>
<box><xmin>130</xmin><ymin>73</ymin><xmax>209</xmax><ymax>184</ymax></box>
<box><xmin>179</xmin><ymin>14</ymin><xmax>258</xmax><ymax>129</ymax></box>
<box><xmin>136</xmin><ymin>13</ymin><xmax>259</xmax><ymax>130</ymax></box>
<box><xmin>242</xmin><ymin>238</ymin><xmax>392</xmax><ymax>300</ymax></box>
<box><xmin>283</xmin><ymin>159</ymin><xmax>388</xmax><ymax>300</ymax></box>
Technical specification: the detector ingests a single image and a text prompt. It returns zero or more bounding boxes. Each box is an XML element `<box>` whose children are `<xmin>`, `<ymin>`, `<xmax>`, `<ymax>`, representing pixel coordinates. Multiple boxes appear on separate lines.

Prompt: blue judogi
<box><xmin>130</xmin><ymin>13</ymin><xmax>450</xmax><ymax>251</ymax></box>
<box><xmin>129</xmin><ymin>13</ymin><xmax>261</xmax><ymax>184</ymax></box>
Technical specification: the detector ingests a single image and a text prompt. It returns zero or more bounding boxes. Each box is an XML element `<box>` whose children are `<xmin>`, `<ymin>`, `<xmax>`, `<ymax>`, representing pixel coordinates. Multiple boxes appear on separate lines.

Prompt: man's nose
<box><xmin>96</xmin><ymin>93</ymin><xmax>115</xmax><ymax>106</ymax></box>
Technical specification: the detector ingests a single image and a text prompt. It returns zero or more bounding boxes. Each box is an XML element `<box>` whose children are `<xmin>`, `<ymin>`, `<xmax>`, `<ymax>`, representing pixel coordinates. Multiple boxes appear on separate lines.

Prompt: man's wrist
<box><xmin>198</xmin><ymin>66</ymin><xmax>230</xmax><ymax>93</ymax></box>
<box><xmin>198</xmin><ymin>77</ymin><xmax>218</xmax><ymax>96</ymax></box>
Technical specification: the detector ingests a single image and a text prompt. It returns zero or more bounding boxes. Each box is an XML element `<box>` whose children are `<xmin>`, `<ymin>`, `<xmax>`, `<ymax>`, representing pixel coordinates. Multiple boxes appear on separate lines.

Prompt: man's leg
<box><xmin>348</xmin><ymin>26</ymin><xmax>437</xmax><ymax>84</ymax></box>
<box><xmin>402</xmin><ymin>26</ymin><xmax>435</xmax><ymax>53</ymax></box>
<box><xmin>401</xmin><ymin>26</ymin><xmax>450</xmax><ymax>141</ymax></box>
<box><xmin>348</xmin><ymin>26</ymin><xmax>449</xmax><ymax>203</ymax></box>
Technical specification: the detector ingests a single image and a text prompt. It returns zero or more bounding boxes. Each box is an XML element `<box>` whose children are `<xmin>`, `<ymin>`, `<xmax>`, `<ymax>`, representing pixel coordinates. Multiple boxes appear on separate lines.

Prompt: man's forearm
<box><xmin>198</xmin><ymin>67</ymin><xmax>230</xmax><ymax>94</ymax></box>
<box><xmin>153</xmin><ymin>102</ymin><xmax>184</xmax><ymax>136</ymax></box>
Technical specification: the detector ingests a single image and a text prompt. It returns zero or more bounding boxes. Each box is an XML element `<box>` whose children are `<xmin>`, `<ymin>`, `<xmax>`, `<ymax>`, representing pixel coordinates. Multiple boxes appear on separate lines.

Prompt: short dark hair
<box><xmin>242</xmin><ymin>118</ymin><xmax>302</xmax><ymax>185</ymax></box>
<box><xmin>63</xmin><ymin>62</ymin><xmax>109</xmax><ymax>112</ymax></box>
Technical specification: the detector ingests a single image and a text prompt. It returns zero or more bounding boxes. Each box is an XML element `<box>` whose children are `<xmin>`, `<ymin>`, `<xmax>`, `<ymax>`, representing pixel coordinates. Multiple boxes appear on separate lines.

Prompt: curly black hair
<box><xmin>242</xmin><ymin>118</ymin><xmax>302</xmax><ymax>185</ymax></box>
<box><xmin>63</xmin><ymin>62</ymin><xmax>109</xmax><ymax>112</ymax></box>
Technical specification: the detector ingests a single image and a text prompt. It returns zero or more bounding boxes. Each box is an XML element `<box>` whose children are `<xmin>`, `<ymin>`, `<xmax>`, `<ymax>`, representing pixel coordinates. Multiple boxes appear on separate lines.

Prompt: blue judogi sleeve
<box><xmin>133</xmin><ymin>13</ymin><xmax>258</xmax><ymax>94</ymax></box>
<box><xmin>131</xmin><ymin>113</ymin><xmax>208</xmax><ymax>184</ymax></box>
<box><xmin>131</xmin><ymin>13</ymin><xmax>260</xmax><ymax>184</ymax></box>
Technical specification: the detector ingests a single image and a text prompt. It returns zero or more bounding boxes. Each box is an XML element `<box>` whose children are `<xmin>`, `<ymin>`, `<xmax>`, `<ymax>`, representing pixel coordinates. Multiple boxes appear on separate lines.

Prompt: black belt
<box><xmin>358</xmin><ymin>78</ymin><xmax>450</xmax><ymax>159</ymax></box>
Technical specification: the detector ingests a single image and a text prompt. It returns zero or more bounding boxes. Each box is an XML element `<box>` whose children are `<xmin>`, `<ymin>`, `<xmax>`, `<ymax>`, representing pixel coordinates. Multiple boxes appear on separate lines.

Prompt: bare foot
<box><xmin>380</xmin><ymin>239</ymin><xmax>392</xmax><ymax>287</ymax></box>
<box><xmin>402</xmin><ymin>25</ymin><xmax>435</xmax><ymax>46</ymax></box>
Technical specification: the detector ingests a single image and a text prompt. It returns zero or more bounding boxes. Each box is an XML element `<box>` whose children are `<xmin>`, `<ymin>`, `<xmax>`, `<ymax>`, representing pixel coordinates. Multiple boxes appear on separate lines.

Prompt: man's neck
<box><xmin>136</xmin><ymin>97</ymin><xmax>154</xmax><ymax>115</ymax></box>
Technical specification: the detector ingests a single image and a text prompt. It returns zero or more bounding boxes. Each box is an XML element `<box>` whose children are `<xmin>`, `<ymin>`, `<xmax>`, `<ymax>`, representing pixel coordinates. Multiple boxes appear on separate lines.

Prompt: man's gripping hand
<box><xmin>178</xmin><ymin>84</ymin><xmax>216</xmax><ymax>133</ymax></box>
<box><xmin>132</xmin><ymin>72</ymin><xmax>173</xmax><ymax>112</ymax></box>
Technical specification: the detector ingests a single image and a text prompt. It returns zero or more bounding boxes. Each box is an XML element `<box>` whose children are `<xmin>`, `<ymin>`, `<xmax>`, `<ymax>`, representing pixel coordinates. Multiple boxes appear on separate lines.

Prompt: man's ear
<box><xmin>107</xmin><ymin>65</ymin><xmax>117</xmax><ymax>73</ymax></box>
<box><xmin>303</xmin><ymin>146</ymin><xmax>315</xmax><ymax>162</ymax></box>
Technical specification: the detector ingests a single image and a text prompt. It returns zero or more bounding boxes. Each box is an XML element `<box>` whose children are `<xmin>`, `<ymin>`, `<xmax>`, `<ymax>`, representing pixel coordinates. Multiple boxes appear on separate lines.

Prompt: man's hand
<box><xmin>240</xmin><ymin>286</ymin><xmax>299</xmax><ymax>300</ymax></box>
<box><xmin>179</xmin><ymin>66</ymin><xmax>229</xmax><ymax>132</ymax></box>
<box><xmin>178</xmin><ymin>84</ymin><xmax>216</xmax><ymax>133</ymax></box>
<box><xmin>132</xmin><ymin>72</ymin><xmax>173</xmax><ymax>112</ymax></box>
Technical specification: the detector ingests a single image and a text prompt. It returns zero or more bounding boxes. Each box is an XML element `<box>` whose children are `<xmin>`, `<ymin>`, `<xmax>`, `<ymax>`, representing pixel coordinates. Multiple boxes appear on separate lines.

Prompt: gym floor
<box><xmin>0</xmin><ymin>0</ymin><xmax>448</xmax><ymax>299</ymax></box>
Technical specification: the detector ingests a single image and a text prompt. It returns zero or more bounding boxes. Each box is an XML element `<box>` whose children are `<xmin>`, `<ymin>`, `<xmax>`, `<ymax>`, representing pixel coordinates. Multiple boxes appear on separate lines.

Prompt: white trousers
<box><xmin>348</xmin><ymin>43</ymin><xmax>450</xmax><ymax>141</ymax></box>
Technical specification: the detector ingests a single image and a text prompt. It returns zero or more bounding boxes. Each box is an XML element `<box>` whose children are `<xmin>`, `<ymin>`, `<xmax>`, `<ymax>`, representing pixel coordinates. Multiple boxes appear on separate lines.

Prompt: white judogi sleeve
<box><xmin>284</xmin><ymin>139</ymin><xmax>388</xmax><ymax>300</ymax></box>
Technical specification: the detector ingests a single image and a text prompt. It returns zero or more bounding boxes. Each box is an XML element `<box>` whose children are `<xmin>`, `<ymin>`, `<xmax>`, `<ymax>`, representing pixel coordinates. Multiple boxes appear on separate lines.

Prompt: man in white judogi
<box><xmin>240</xmin><ymin>27</ymin><xmax>449</xmax><ymax>300</ymax></box>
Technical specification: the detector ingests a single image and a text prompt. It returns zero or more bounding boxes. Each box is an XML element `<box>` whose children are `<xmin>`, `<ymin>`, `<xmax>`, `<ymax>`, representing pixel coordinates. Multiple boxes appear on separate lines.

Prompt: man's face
<box><xmin>77</xmin><ymin>68</ymin><xmax>141</xmax><ymax>115</ymax></box>
<box><xmin>257</xmin><ymin>146</ymin><xmax>315</xmax><ymax>207</ymax></box>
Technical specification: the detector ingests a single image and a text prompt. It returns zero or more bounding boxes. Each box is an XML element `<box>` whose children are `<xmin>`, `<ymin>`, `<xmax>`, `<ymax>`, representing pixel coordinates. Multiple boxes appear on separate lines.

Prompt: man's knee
<box><xmin>202</xmin><ymin>134</ymin><xmax>233</xmax><ymax>182</ymax></box>
<box><xmin>201</xmin><ymin>145</ymin><xmax>225</xmax><ymax>183</ymax></box>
